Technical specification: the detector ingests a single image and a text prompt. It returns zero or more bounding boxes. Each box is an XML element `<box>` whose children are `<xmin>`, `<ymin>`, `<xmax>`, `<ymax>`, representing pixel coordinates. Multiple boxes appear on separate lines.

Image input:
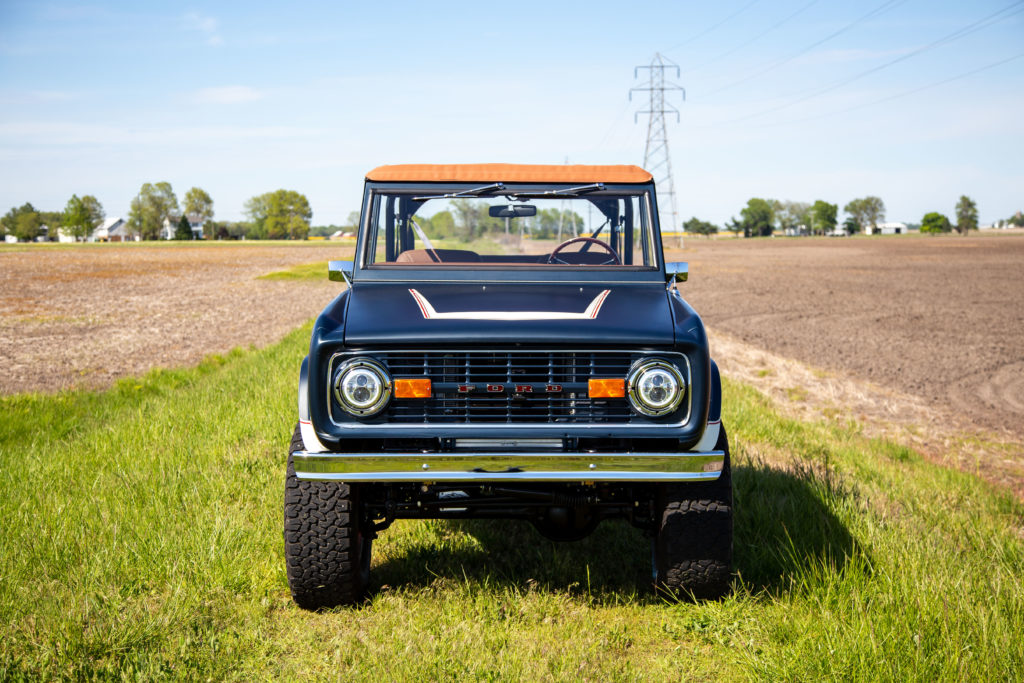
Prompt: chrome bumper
<box><xmin>291</xmin><ymin>450</ymin><xmax>725</xmax><ymax>482</ymax></box>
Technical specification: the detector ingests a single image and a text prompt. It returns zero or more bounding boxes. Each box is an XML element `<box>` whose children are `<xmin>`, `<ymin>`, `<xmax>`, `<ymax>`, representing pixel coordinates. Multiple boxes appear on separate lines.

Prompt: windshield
<box><xmin>363</xmin><ymin>188</ymin><xmax>658</xmax><ymax>268</ymax></box>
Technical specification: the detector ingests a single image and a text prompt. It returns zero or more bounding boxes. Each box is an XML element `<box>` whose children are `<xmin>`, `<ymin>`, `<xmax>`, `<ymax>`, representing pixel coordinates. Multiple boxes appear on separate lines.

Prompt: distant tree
<box><xmin>740</xmin><ymin>198</ymin><xmax>775</xmax><ymax>237</ymax></box>
<box><xmin>2</xmin><ymin>203</ymin><xmax>40</xmax><ymax>241</ymax></box>
<box><xmin>683</xmin><ymin>216</ymin><xmax>718</xmax><ymax>236</ymax></box>
<box><xmin>774</xmin><ymin>200</ymin><xmax>811</xmax><ymax>235</ymax></box>
<box><xmin>810</xmin><ymin>200</ymin><xmax>838</xmax><ymax>236</ymax></box>
<box><xmin>129</xmin><ymin>182</ymin><xmax>179</xmax><ymax>240</ymax></box>
<box><xmin>174</xmin><ymin>214</ymin><xmax>193</xmax><ymax>240</ymax></box>
<box><xmin>202</xmin><ymin>220</ymin><xmax>229</xmax><ymax>240</ymax></box>
<box><xmin>1009</xmin><ymin>212</ymin><xmax>1024</xmax><ymax>228</ymax></box>
<box><xmin>429</xmin><ymin>210</ymin><xmax>456</xmax><ymax>238</ymax></box>
<box><xmin>244</xmin><ymin>189</ymin><xmax>312</xmax><ymax>239</ymax></box>
<box><xmin>534</xmin><ymin>207</ymin><xmax>560</xmax><ymax>239</ymax></box>
<box><xmin>344</xmin><ymin>211</ymin><xmax>361</xmax><ymax>229</ymax></box>
<box><xmin>448</xmin><ymin>199</ymin><xmax>484</xmax><ymax>239</ymax></box>
<box><xmin>921</xmin><ymin>212</ymin><xmax>951</xmax><ymax>234</ymax></box>
<box><xmin>955</xmin><ymin>195</ymin><xmax>978</xmax><ymax>235</ymax></box>
<box><xmin>844</xmin><ymin>196</ymin><xmax>885</xmax><ymax>234</ymax></box>
<box><xmin>528</xmin><ymin>207</ymin><xmax>582</xmax><ymax>240</ymax></box>
<box><xmin>863</xmin><ymin>196</ymin><xmax>885</xmax><ymax>230</ymax></box>
<box><xmin>183</xmin><ymin>187</ymin><xmax>214</xmax><ymax>225</ymax></box>
<box><xmin>62</xmin><ymin>194</ymin><xmax>105</xmax><ymax>241</ymax></box>
<box><xmin>14</xmin><ymin>210</ymin><xmax>42</xmax><ymax>242</ymax></box>
<box><xmin>724</xmin><ymin>217</ymin><xmax>743</xmax><ymax>236</ymax></box>
<box><xmin>843</xmin><ymin>216</ymin><xmax>861</xmax><ymax>235</ymax></box>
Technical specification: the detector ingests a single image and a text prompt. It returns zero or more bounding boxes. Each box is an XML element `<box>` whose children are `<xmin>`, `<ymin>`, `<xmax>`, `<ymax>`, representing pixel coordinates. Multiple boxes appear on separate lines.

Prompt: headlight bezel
<box><xmin>333</xmin><ymin>357</ymin><xmax>392</xmax><ymax>417</ymax></box>
<box><xmin>626</xmin><ymin>358</ymin><xmax>686</xmax><ymax>417</ymax></box>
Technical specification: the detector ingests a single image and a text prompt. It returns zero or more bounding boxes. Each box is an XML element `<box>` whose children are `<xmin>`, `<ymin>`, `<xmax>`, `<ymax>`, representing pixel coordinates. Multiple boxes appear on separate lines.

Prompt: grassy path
<box><xmin>1</xmin><ymin>325</ymin><xmax>1021</xmax><ymax>680</ymax></box>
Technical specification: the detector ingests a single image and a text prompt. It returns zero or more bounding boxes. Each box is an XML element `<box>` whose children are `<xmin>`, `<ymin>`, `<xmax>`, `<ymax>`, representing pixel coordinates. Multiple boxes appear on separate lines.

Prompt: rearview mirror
<box><xmin>488</xmin><ymin>204</ymin><xmax>537</xmax><ymax>218</ymax></box>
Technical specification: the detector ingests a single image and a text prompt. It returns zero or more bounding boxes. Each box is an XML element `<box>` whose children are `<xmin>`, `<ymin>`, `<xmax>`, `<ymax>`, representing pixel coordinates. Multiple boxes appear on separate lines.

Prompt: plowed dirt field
<box><xmin>669</xmin><ymin>232</ymin><xmax>1024</xmax><ymax>441</ymax></box>
<box><xmin>0</xmin><ymin>242</ymin><xmax>343</xmax><ymax>395</ymax></box>
<box><xmin>3</xmin><ymin>234</ymin><xmax>1022</xmax><ymax>447</ymax></box>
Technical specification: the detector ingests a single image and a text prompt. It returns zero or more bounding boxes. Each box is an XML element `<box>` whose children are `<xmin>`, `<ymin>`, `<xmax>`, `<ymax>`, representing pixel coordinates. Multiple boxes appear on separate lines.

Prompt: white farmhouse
<box><xmin>88</xmin><ymin>217</ymin><xmax>124</xmax><ymax>241</ymax></box>
<box><xmin>160</xmin><ymin>216</ymin><xmax>204</xmax><ymax>240</ymax></box>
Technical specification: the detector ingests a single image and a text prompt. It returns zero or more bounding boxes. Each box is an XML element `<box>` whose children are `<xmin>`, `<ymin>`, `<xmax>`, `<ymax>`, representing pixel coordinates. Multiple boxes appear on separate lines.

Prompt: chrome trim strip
<box><xmin>693</xmin><ymin>419</ymin><xmax>720</xmax><ymax>452</ymax></box>
<box><xmin>291</xmin><ymin>449</ymin><xmax>724</xmax><ymax>482</ymax></box>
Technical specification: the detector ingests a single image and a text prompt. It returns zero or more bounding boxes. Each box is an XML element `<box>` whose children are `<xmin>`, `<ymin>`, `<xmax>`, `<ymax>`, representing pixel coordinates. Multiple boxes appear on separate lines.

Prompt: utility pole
<box><xmin>631</xmin><ymin>53</ymin><xmax>685</xmax><ymax>248</ymax></box>
<box><xmin>556</xmin><ymin>156</ymin><xmax>575</xmax><ymax>241</ymax></box>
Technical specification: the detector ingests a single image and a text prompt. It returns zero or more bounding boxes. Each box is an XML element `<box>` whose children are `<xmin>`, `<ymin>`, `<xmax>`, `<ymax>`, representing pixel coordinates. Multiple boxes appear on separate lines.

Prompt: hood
<box><xmin>342</xmin><ymin>282</ymin><xmax>675</xmax><ymax>347</ymax></box>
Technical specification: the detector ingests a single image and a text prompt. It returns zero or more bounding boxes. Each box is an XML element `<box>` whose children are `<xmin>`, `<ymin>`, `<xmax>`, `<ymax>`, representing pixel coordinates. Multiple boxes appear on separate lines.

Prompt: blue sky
<box><xmin>1</xmin><ymin>0</ymin><xmax>1021</xmax><ymax>227</ymax></box>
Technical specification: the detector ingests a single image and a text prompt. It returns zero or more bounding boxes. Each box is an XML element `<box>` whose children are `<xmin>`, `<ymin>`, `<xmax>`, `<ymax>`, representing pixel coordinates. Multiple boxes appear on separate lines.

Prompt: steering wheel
<box><xmin>547</xmin><ymin>237</ymin><xmax>621</xmax><ymax>265</ymax></box>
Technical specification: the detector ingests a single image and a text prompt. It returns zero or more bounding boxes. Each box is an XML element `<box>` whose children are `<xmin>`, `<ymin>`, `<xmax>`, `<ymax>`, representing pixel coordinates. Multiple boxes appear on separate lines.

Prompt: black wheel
<box><xmin>284</xmin><ymin>423</ymin><xmax>371</xmax><ymax>609</ymax></box>
<box><xmin>653</xmin><ymin>424</ymin><xmax>733</xmax><ymax>600</ymax></box>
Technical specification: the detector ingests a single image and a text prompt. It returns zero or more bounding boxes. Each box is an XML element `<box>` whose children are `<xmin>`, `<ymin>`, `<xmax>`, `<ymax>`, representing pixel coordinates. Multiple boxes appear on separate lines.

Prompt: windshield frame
<box><xmin>352</xmin><ymin>181</ymin><xmax>666</xmax><ymax>284</ymax></box>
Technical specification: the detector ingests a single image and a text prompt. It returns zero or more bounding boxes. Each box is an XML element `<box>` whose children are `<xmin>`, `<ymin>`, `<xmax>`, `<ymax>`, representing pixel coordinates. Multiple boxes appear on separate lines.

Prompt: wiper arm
<box><xmin>411</xmin><ymin>182</ymin><xmax>505</xmax><ymax>201</ymax></box>
<box><xmin>506</xmin><ymin>183</ymin><xmax>606</xmax><ymax>198</ymax></box>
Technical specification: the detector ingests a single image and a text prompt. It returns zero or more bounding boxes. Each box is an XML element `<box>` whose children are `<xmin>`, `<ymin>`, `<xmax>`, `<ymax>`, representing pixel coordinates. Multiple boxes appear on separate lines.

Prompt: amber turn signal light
<box><xmin>394</xmin><ymin>378</ymin><xmax>432</xmax><ymax>398</ymax></box>
<box><xmin>588</xmin><ymin>378</ymin><xmax>625</xmax><ymax>398</ymax></box>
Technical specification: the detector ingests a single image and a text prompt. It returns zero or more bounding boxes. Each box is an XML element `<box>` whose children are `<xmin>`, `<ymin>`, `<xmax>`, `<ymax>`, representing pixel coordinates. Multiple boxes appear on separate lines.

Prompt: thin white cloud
<box><xmin>183</xmin><ymin>11</ymin><xmax>223</xmax><ymax>46</ymax></box>
<box><xmin>192</xmin><ymin>85</ymin><xmax>264</xmax><ymax>104</ymax></box>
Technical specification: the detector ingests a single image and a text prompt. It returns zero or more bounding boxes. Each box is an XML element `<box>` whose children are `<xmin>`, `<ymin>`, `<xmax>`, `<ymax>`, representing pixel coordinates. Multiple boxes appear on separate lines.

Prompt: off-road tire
<box><xmin>653</xmin><ymin>424</ymin><xmax>733</xmax><ymax>600</ymax></box>
<box><xmin>284</xmin><ymin>423</ymin><xmax>371</xmax><ymax>609</ymax></box>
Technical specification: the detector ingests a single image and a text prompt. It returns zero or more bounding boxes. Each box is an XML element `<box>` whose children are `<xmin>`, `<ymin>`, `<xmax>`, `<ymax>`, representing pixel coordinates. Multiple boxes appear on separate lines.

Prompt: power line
<box><xmin>631</xmin><ymin>53</ymin><xmax>685</xmax><ymax>247</ymax></box>
<box><xmin>682</xmin><ymin>0</ymin><xmax>821</xmax><ymax>75</ymax></box>
<box><xmin>749</xmin><ymin>50</ymin><xmax>1024</xmax><ymax>128</ymax></box>
<box><xmin>662</xmin><ymin>0</ymin><xmax>761</xmax><ymax>53</ymax></box>
<box><xmin>713</xmin><ymin>0</ymin><xmax>1024</xmax><ymax>126</ymax></box>
<box><xmin>702</xmin><ymin>0</ymin><xmax>910</xmax><ymax>98</ymax></box>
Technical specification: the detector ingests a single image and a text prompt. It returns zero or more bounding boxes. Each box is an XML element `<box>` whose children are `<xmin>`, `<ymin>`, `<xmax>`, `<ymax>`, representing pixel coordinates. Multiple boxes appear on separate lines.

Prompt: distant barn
<box><xmin>867</xmin><ymin>221</ymin><xmax>907</xmax><ymax>235</ymax></box>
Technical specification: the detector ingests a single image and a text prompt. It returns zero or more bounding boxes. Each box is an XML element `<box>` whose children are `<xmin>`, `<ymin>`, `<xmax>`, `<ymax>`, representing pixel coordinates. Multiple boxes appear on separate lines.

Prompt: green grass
<box><xmin>258</xmin><ymin>261</ymin><xmax>331</xmax><ymax>281</ymax></box>
<box><xmin>1</xmin><ymin>328</ymin><xmax>1022</xmax><ymax>680</ymax></box>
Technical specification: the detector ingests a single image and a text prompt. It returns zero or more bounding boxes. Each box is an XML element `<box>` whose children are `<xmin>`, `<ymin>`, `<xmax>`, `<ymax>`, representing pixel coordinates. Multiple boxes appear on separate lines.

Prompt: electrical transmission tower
<box><xmin>631</xmin><ymin>53</ymin><xmax>685</xmax><ymax>247</ymax></box>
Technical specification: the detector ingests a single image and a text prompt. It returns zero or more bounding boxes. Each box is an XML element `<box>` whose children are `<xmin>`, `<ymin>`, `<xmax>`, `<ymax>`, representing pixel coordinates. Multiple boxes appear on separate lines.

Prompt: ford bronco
<box><xmin>285</xmin><ymin>164</ymin><xmax>731</xmax><ymax>608</ymax></box>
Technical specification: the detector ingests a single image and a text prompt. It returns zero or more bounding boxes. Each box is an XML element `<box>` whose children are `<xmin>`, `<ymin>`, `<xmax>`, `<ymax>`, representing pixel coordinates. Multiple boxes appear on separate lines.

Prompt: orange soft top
<box><xmin>365</xmin><ymin>163</ymin><xmax>653</xmax><ymax>184</ymax></box>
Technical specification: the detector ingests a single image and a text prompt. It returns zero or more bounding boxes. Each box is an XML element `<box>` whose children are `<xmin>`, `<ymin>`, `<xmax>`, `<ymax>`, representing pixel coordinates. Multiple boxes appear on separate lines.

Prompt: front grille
<box><xmin>375</xmin><ymin>350</ymin><xmax>644</xmax><ymax>424</ymax></box>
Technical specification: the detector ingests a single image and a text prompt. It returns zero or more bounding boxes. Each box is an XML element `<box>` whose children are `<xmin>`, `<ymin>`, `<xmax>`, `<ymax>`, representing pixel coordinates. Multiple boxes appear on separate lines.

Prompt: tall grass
<box><xmin>0</xmin><ymin>326</ymin><xmax>1021</xmax><ymax>680</ymax></box>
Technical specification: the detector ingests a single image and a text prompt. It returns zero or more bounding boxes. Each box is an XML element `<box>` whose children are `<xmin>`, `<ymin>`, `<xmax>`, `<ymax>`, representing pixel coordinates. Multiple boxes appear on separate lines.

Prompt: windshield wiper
<box><xmin>505</xmin><ymin>183</ymin><xmax>606</xmax><ymax>199</ymax></box>
<box><xmin>411</xmin><ymin>183</ymin><xmax>505</xmax><ymax>201</ymax></box>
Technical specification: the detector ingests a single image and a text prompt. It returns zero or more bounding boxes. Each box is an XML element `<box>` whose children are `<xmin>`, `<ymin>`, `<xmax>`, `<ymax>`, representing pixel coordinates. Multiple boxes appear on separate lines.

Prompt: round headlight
<box><xmin>626</xmin><ymin>359</ymin><xmax>685</xmax><ymax>416</ymax></box>
<box><xmin>333</xmin><ymin>358</ymin><xmax>391</xmax><ymax>417</ymax></box>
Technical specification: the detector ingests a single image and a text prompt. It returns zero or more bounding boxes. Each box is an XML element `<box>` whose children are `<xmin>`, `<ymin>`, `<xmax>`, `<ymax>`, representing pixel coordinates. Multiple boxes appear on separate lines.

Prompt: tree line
<box><xmin>0</xmin><ymin>183</ymin><xmax>314</xmax><ymax>242</ymax></box>
<box><xmin>683</xmin><ymin>194</ymin><xmax>994</xmax><ymax>237</ymax></box>
<box><xmin>3</xmin><ymin>186</ymin><xmax>1016</xmax><ymax>243</ymax></box>
<box><xmin>410</xmin><ymin>200</ymin><xmax>585</xmax><ymax>241</ymax></box>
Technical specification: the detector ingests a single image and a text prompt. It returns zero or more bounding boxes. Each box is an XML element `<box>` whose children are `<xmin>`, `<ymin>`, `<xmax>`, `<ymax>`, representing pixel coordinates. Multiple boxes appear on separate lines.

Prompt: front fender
<box><xmin>297</xmin><ymin>356</ymin><xmax>328</xmax><ymax>453</ymax></box>
<box><xmin>692</xmin><ymin>359</ymin><xmax>721</xmax><ymax>451</ymax></box>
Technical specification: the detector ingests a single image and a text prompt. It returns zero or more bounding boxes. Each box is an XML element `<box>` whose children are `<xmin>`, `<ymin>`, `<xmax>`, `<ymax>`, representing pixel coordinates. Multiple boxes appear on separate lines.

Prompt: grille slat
<box><xmin>376</xmin><ymin>350</ymin><xmax>639</xmax><ymax>424</ymax></box>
